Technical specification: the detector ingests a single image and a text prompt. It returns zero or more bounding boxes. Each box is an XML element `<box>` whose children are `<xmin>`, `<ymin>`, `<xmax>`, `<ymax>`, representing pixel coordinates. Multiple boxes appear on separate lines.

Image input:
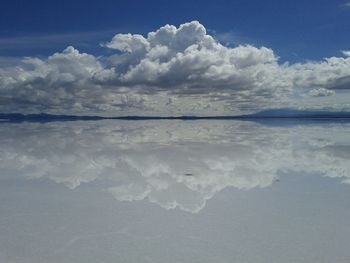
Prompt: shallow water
<box><xmin>1</xmin><ymin>120</ymin><xmax>350</xmax><ymax>262</ymax></box>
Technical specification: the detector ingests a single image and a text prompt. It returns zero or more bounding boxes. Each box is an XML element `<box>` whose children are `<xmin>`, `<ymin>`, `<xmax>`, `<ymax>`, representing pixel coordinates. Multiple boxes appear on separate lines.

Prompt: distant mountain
<box><xmin>1</xmin><ymin>109</ymin><xmax>350</xmax><ymax>123</ymax></box>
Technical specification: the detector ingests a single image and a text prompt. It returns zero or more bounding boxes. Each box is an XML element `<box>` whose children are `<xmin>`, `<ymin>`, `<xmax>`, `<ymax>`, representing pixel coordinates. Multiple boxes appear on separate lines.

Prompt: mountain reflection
<box><xmin>1</xmin><ymin>120</ymin><xmax>349</xmax><ymax>213</ymax></box>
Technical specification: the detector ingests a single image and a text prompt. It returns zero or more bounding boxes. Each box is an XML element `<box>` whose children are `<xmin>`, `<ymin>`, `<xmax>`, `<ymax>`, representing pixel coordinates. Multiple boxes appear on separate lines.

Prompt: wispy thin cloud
<box><xmin>342</xmin><ymin>50</ymin><xmax>350</xmax><ymax>56</ymax></box>
<box><xmin>208</xmin><ymin>29</ymin><xmax>254</xmax><ymax>47</ymax></box>
<box><xmin>341</xmin><ymin>1</ymin><xmax>350</xmax><ymax>8</ymax></box>
<box><xmin>0</xmin><ymin>30</ymin><xmax>117</xmax><ymax>53</ymax></box>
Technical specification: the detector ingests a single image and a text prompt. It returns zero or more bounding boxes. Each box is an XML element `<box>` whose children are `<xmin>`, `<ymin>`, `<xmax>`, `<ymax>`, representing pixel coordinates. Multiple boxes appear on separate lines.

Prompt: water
<box><xmin>1</xmin><ymin>120</ymin><xmax>350</xmax><ymax>262</ymax></box>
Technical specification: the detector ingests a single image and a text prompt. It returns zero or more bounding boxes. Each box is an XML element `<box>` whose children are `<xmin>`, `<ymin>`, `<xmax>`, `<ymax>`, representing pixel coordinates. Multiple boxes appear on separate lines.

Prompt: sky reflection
<box><xmin>1</xmin><ymin>120</ymin><xmax>349</xmax><ymax>213</ymax></box>
<box><xmin>1</xmin><ymin>120</ymin><xmax>350</xmax><ymax>263</ymax></box>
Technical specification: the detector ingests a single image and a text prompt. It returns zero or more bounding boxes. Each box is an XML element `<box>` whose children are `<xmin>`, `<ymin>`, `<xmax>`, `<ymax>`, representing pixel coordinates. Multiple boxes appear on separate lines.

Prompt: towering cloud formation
<box><xmin>0</xmin><ymin>21</ymin><xmax>350</xmax><ymax>115</ymax></box>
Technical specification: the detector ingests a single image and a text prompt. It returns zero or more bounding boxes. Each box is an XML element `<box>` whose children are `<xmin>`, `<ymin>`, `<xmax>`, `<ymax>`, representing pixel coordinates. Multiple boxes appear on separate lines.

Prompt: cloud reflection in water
<box><xmin>0</xmin><ymin>120</ymin><xmax>349</xmax><ymax>213</ymax></box>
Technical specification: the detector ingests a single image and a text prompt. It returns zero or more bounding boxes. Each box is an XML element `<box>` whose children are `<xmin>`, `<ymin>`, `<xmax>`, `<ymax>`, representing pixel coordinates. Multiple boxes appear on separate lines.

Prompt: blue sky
<box><xmin>0</xmin><ymin>0</ymin><xmax>350</xmax><ymax>116</ymax></box>
<box><xmin>1</xmin><ymin>0</ymin><xmax>349</xmax><ymax>61</ymax></box>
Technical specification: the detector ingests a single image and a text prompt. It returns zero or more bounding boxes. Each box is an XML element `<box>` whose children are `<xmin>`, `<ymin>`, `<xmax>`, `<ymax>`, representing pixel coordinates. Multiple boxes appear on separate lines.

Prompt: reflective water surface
<box><xmin>1</xmin><ymin>120</ymin><xmax>350</xmax><ymax>262</ymax></box>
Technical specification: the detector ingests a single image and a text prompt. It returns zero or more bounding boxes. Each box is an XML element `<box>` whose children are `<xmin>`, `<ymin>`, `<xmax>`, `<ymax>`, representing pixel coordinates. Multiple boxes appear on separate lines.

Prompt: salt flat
<box><xmin>0</xmin><ymin>120</ymin><xmax>350</xmax><ymax>263</ymax></box>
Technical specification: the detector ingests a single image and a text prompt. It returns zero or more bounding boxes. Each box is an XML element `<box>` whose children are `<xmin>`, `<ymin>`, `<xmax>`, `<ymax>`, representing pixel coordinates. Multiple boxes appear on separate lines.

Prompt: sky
<box><xmin>0</xmin><ymin>0</ymin><xmax>350</xmax><ymax>116</ymax></box>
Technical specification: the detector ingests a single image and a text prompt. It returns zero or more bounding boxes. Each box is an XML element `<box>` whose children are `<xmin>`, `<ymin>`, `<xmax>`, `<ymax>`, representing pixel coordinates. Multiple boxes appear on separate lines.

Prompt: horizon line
<box><xmin>2</xmin><ymin>111</ymin><xmax>350</xmax><ymax>122</ymax></box>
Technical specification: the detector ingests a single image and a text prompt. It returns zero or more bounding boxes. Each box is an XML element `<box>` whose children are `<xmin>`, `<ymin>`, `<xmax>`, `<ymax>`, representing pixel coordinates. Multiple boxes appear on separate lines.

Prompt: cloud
<box><xmin>1</xmin><ymin>120</ymin><xmax>350</xmax><ymax>213</ymax></box>
<box><xmin>209</xmin><ymin>30</ymin><xmax>251</xmax><ymax>46</ymax></box>
<box><xmin>0</xmin><ymin>30</ymin><xmax>116</xmax><ymax>52</ymax></box>
<box><xmin>1</xmin><ymin>21</ymin><xmax>350</xmax><ymax>115</ymax></box>
<box><xmin>342</xmin><ymin>1</ymin><xmax>350</xmax><ymax>7</ymax></box>
<box><xmin>290</xmin><ymin>55</ymin><xmax>350</xmax><ymax>91</ymax></box>
<box><xmin>309</xmin><ymin>88</ymin><xmax>335</xmax><ymax>97</ymax></box>
<box><xmin>342</xmin><ymin>50</ymin><xmax>350</xmax><ymax>57</ymax></box>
